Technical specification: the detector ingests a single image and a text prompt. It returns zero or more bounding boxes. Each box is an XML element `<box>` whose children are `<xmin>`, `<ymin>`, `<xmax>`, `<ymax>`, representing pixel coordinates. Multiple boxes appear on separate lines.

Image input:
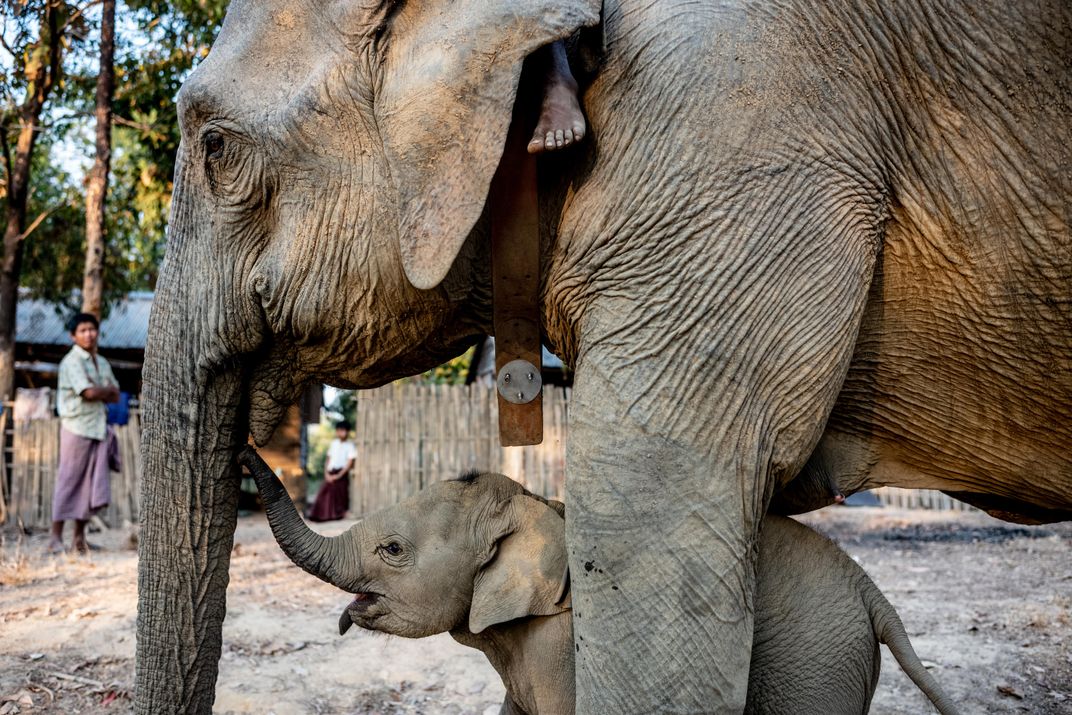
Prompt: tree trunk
<box><xmin>82</xmin><ymin>0</ymin><xmax>116</xmax><ymax>319</ymax></box>
<box><xmin>0</xmin><ymin>2</ymin><xmax>64</xmax><ymax>399</ymax></box>
<box><xmin>0</xmin><ymin>128</ymin><xmax>32</xmax><ymax>401</ymax></box>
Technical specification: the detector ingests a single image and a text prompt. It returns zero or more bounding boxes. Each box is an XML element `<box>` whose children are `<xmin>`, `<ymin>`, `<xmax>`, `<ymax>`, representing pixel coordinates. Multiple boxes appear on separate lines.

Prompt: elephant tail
<box><xmin>863</xmin><ymin>580</ymin><xmax>961</xmax><ymax>715</ymax></box>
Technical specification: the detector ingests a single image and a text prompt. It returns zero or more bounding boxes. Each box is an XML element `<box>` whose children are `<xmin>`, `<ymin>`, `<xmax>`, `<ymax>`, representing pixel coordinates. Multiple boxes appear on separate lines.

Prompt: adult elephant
<box><xmin>136</xmin><ymin>0</ymin><xmax>1072</xmax><ymax>712</ymax></box>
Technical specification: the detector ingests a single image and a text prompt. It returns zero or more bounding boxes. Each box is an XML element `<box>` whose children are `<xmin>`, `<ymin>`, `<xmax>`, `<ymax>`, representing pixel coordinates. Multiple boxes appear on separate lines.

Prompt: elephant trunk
<box><xmin>135</xmin><ymin>274</ymin><xmax>245</xmax><ymax>713</ymax></box>
<box><xmin>238</xmin><ymin>446</ymin><xmax>363</xmax><ymax>592</ymax></box>
<box><xmin>136</xmin><ymin>153</ymin><xmax>272</xmax><ymax>714</ymax></box>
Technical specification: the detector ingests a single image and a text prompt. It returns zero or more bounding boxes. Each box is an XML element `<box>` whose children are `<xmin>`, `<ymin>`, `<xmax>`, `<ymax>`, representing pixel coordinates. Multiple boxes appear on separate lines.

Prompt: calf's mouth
<box><xmin>338</xmin><ymin>592</ymin><xmax>381</xmax><ymax>635</ymax></box>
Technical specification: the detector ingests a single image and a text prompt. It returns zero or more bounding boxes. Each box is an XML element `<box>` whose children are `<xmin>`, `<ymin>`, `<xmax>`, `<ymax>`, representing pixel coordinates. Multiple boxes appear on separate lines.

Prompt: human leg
<box><xmin>72</xmin><ymin>519</ymin><xmax>90</xmax><ymax>553</ymax></box>
<box><xmin>528</xmin><ymin>41</ymin><xmax>586</xmax><ymax>153</ymax></box>
<box><xmin>48</xmin><ymin>521</ymin><xmax>65</xmax><ymax>553</ymax></box>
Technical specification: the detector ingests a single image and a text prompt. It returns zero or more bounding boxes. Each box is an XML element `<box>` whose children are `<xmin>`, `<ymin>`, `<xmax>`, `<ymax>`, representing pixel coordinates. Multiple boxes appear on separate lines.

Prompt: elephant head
<box><xmin>136</xmin><ymin>0</ymin><xmax>598</xmax><ymax>711</ymax></box>
<box><xmin>238</xmin><ymin>447</ymin><xmax>569</xmax><ymax>639</ymax></box>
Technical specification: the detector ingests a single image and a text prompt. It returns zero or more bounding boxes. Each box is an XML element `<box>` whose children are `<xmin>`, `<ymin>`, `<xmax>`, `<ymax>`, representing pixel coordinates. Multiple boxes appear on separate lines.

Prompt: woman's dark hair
<box><xmin>67</xmin><ymin>312</ymin><xmax>100</xmax><ymax>334</ymax></box>
<box><xmin>334</xmin><ymin>420</ymin><xmax>352</xmax><ymax>432</ymax></box>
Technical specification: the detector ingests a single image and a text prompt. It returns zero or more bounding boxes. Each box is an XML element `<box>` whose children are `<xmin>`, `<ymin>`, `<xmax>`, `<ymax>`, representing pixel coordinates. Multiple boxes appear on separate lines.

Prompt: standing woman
<box><xmin>307</xmin><ymin>420</ymin><xmax>355</xmax><ymax>522</ymax></box>
<box><xmin>48</xmin><ymin>313</ymin><xmax>119</xmax><ymax>553</ymax></box>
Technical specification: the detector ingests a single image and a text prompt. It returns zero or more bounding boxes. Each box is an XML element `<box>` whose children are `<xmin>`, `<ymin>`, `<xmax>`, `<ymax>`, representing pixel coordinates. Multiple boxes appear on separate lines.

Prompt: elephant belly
<box><xmin>799</xmin><ymin>0</ymin><xmax>1072</xmax><ymax>522</ymax></box>
<box><xmin>815</xmin><ymin>207</ymin><xmax>1072</xmax><ymax>520</ymax></box>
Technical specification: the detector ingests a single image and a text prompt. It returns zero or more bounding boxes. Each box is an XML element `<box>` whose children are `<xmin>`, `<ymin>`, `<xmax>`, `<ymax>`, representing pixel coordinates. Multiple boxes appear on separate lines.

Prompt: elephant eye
<box><xmin>381</xmin><ymin>542</ymin><xmax>403</xmax><ymax>557</ymax></box>
<box><xmin>203</xmin><ymin>130</ymin><xmax>226</xmax><ymax>160</ymax></box>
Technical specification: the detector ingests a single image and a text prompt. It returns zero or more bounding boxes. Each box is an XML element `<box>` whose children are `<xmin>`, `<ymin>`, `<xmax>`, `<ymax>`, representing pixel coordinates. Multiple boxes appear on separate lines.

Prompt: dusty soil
<box><xmin>796</xmin><ymin>509</ymin><xmax>1072</xmax><ymax>715</ymax></box>
<box><xmin>1</xmin><ymin>507</ymin><xmax>1069</xmax><ymax>714</ymax></box>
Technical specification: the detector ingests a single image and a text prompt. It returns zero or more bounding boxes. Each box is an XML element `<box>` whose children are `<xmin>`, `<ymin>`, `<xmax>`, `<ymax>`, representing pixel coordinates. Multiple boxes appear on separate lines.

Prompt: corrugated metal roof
<box><xmin>17</xmin><ymin>291</ymin><xmax>153</xmax><ymax>350</ymax></box>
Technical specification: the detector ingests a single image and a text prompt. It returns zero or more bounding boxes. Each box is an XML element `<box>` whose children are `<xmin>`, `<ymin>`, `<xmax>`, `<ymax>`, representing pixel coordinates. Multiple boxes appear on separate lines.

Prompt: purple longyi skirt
<box><xmin>307</xmin><ymin>476</ymin><xmax>349</xmax><ymax>522</ymax></box>
<box><xmin>52</xmin><ymin>428</ymin><xmax>112</xmax><ymax>522</ymax></box>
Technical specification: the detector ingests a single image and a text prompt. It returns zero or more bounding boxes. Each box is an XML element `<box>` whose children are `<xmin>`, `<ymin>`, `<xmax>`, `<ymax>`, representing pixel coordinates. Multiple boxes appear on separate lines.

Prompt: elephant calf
<box><xmin>241</xmin><ymin>447</ymin><xmax>958</xmax><ymax>714</ymax></box>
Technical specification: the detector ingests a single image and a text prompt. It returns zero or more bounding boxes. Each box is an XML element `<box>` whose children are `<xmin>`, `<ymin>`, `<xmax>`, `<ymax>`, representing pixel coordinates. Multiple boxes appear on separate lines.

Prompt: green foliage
<box><xmin>19</xmin><ymin>142</ymin><xmax>86</xmax><ymax>314</ymax></box>
<box><xmin>0</xmin><ymin>1</ymin><xmax>86</xmax><ymax>317</ymax></box>
<box><xmin>410</xmin><ymin>347</ymin><xmax>475</xmax><ymax>385</ymax></box>
<box><xmin>0</xmin><ymin>2</ymin><xmax>86</xmax><ymax>109</ymax></box>
<box><xmin>19</xmin><ymin>135</ymin><xmax>165</xmax><ymax>316</ymax></box>
<box><xmin>325</xmin><ymin>388</ymin><xmax>357</xmax><ymax>426</ymax></box>
<box><xmin>6</xmin><ymin>0</ymin><xmax>231</xmax><ymax>310</ymax></box>
<box><xmin>106</xmin><ymin>0</ymin><xmax>230</xmax><ymax>281</ymax></box>
<box><xmin>304</xmin><ymin>419</ymin><xmax>337</xmax><ymax>483</ymax></box>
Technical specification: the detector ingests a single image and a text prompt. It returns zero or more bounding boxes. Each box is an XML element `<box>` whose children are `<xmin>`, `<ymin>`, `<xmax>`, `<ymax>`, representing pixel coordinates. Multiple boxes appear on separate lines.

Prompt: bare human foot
<box><xmin>47</xmin><ymin>539</ymin><xmax>66</xmax><ymax>554</ymax></box>
<box><xmin>73</xmin><ymin>539</ymin><xmax>101</xmax><ymax>554</ymax></box>
<box><xmin>528</xmin><ymin>41</ymin><xmax>586</xmax><ymax>154</ymax></box>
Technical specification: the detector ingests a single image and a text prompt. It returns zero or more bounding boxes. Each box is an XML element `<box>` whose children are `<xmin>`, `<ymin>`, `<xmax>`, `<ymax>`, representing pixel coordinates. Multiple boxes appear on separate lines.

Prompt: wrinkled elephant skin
<box><xmin>136</xmin><ymin>0</ymin><xmax>1072</xmax><ymax>713</ymax></box>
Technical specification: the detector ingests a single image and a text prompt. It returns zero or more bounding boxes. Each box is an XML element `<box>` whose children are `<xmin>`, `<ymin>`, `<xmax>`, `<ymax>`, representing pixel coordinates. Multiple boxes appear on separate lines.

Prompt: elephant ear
<box><xmin>469</xmin><ymin>494</ymin><xmax>569</xmax><ymax>634</ymax></box>
<box><xmin>376</xmin><ymin>0</ymin><xmax>601</xmax><ymax>290</ymax></box>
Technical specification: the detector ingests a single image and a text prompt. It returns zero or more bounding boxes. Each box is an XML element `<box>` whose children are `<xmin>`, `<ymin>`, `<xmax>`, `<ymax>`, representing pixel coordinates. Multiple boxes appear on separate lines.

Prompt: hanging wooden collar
<box><xmin>488</xmin><ymin>90</ymin><xmax>543</xmax><ymax>447</ymax></box>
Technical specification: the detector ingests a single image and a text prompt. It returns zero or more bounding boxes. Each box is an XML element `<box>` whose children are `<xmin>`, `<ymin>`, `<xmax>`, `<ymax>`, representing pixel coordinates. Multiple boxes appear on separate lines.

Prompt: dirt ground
<box><xmin>1</xmin><ymin>506</ymin><xmax>1069</xmax><ymax>714</ymax></box>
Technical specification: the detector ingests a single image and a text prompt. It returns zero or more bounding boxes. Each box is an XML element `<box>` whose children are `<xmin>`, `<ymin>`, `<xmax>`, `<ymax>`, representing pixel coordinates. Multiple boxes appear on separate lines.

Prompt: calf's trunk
<box><xmin>239</xmin><ymin>446</ymin><xmax>362</xmax><ymax>591</ymax></box>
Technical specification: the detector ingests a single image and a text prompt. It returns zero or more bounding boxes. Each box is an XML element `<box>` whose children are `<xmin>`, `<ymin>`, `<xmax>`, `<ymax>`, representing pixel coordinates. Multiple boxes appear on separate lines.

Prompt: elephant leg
<box><xmin>566</xmin><ymin>412</ymin><xmax>759</xmax><ymax>713</ymax></box>
<box><xmin>565</xmin><ymin>230</ymin><xmax>879</xmax><ymax>713</ymax></box>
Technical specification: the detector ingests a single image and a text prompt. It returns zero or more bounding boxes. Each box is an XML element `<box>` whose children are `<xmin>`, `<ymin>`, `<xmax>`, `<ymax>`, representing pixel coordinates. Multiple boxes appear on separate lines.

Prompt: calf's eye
<box><xmin>383</xmin><ymin>542</ymin><xmax>403</xmax><ymax>556</ymax></box>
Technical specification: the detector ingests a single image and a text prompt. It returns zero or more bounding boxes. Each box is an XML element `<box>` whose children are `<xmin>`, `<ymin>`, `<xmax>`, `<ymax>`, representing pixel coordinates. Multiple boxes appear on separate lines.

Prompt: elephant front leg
<box><xmin>564</xmin><ymin>226</ymin><xmax>878</xmax><ymax>711</ymax></box>
<box><xmin>565</xmin><ymin>389</ymin><xmax>764</xmax><ymax>713</ymax></box>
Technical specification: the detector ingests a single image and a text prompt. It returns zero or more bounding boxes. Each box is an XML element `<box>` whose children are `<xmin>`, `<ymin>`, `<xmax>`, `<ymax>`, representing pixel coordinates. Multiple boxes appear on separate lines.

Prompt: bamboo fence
<box><xmin>0</xmin><ymin>385</ymin><xmax>976</xmax><ymax>528</ymax></box>
<box><xmin>351</xmin><ymin>383</ymin><xmax>569</xmax><ymax>516</ymax></box>
<box><xmin>0</xmin><ymin>407</ymin><xmax>8</xmax><ymax>525</ymax></box>
<box><xmin>349</xmin><ymin>384</ymin><xmax>975</xmax><ymax>515</ymax></box>
<box><xmin>2</xmin><ymin>412</ymin><xmax>141</xmax><ymax>530</ymax></box>
<box><xmin>871</xmin><ymin>485</ymin><xmax>975</xmax><ymax>512</ymax></box>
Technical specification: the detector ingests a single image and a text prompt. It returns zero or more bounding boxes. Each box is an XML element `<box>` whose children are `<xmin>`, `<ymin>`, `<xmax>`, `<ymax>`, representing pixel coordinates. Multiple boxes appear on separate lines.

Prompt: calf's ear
<box><xmin>547</xmin><ymin>499</ymin><xmax>566</xmax><ymax>518</ymax></box>
<box><xmin>469</xmin><ymin>494</ymin><xmax>569</xmax><ymax>634</ymax></box>
<box><xmin>375</xmin><ymin>0</ymin><xmax>601</xmax><ymax>290</ymax></box>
